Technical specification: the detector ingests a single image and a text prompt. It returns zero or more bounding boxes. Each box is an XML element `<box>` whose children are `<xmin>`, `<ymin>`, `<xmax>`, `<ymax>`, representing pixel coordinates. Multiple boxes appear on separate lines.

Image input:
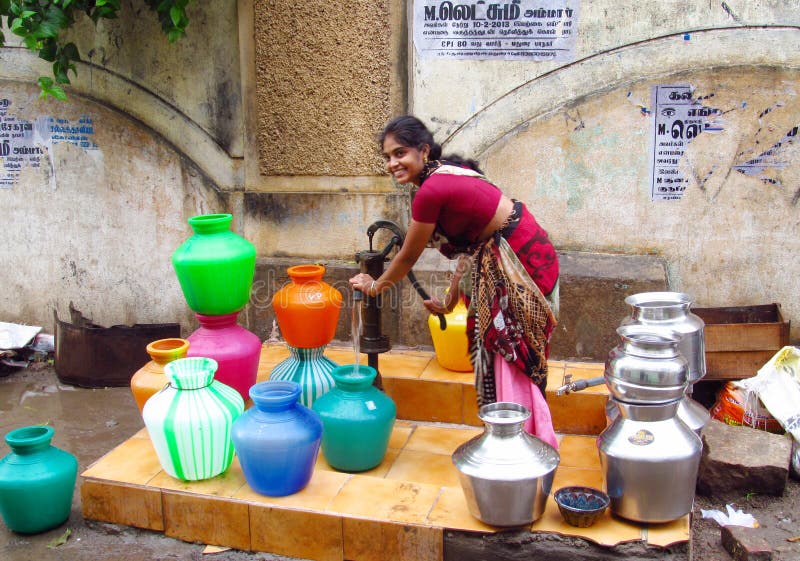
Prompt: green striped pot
<box><xmin>142</xmin><ymin>356</ymin><xmax>244</xmax><ymax>481</ymax></box>
<box><xmin>269</xmin><ymin>346</ymin><xmax>337</xmax><ymax>407</ymax></box>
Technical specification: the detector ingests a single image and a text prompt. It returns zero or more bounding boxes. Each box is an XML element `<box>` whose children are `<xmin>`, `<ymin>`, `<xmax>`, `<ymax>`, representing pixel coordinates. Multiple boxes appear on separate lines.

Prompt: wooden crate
<box><xmin>693</xmin><ymin>304</ymin><xmax>790</xmax><ymax>381</ymax></box>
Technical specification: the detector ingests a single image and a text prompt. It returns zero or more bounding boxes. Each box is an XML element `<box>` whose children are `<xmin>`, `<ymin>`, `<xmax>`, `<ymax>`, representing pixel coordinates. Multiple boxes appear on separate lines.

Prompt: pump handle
<box><xmin>364</xmin><ymin>220</ymin><xmax>447</xmax><ymax>330</ymax></box>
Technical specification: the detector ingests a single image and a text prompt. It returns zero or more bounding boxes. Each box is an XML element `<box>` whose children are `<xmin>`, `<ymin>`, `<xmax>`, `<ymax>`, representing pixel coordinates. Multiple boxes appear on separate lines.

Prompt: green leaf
<box><xmin>9</xmin><ymin>17</ymin><xmax>25</xmax><ymax>33</ymax></box>
<box><xmin>167</xmin><ymin>28</ymin><xmax>183</xmax><ymax>43</ymax></box>
<box><xmin>169</xmin><ymin>5</ymin><xmax>181</xmax><ymax>27</ymax></box>
<box><xmin>38</xmin><ymin>40</ymin><xmax>57</xmax><ymax>61</ymax></box>
<box><xmin>23</xmin><ymin>35</ymin><xmax>39</xmax><ymax>50</ymax></box>
<box><xmin>20</xmin><ymin>10</ymin><xmax>37</xmax><ymax>19</ymax></box>
<box><xmin>61</xmin><ymin>41</ymin><xmax>79</xmax><ymax>61</ymax></box>
<box><xmin>46</xmin><ymin>528</ymin><xmax>71</xmax><ymax>548</ymax></box>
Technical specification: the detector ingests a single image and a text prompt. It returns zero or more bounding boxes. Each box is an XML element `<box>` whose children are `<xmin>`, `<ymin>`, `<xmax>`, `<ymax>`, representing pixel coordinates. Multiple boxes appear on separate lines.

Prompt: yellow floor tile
<box><xmin>81</xmin><ymin>479</ymin><xmax>164</xmax><ymax>531</ymax></box>
<box><xmin>419</xmin><ymin>358</ymin><xmax>473</xmax><ymax>382</ymax></box>
<box><xmin>545</xmin><ymin>362</ymin><xmax>567</xmax><ymax>391</ymax></box>
<box><xmin>316</xmin><ymin>447</ymin><xmax>400</xmax><ymax>479</ymax></box>
<box><xmin>549</xmin><ymin>391</ymin><xmax>609</xmax><ymax>435</ymax></box>
<box><xmin>162</xmin><ymin>491</ymin><xmax>251</xmax><ymax>551</ymax></box>
<box><xmin>461</xmin><ymin>385</ymin><xmax>481</xmax><ymax>426</ymax></box>
<box><xmin>375</xmin><ymin>351</ymin><xmax>432</xmax><ymax>378</ymax></box>
<box><xmin>403</xmin><ymin>424</ymin><xmax>481</xmax><ymax>456</ymax></box>
<box><xmin>645</xmin><ymin>516</ymin><xmax>690</xmax><ymax>546</ymax></box>
<box><xmin>558</xmin><ymin>435</ymin><xmax>602</xmax><ymax>469</ymax></box>
<box><xmin>81</xmin><ymin>437</ymin><xmax>163</xmax><ymax>485</ymax></box>
<box><xmin>327</xmin><ymin>476</ymin><xmax>442</xmax><ymax>524</ymax></box>
<box><xmin>147</xmin><ymin>457</ymin><xmax>247</xmax><ymax>497</ymax></box>
<box><xmin>552</xmin><ymin>466</ymin><xmax>606</xmax><ymax>491</ymax></box>
<box><xmin>532</xmin><ymin>495</ymin><xmax>643</xmax><ymax>546</ymax></box>
<box><xmin>385</xmin><ymin>449</ymin><xmax>461</xmax><ymax>488</ymax></box>
<box><xmin>384</xmin><ymin>378</ymin><xmax>464</xmax><ymax>424</ymax></box>
<box><xmin>233</xmin><ymin>468</ymin><xmax>350</xmax><ymax>511</ymax></box>
<box><xmin>324</xmin><ymin>346</ymin><xmax>366</xmax><ymax>366</ymax></box>
<box><xmin>344</xmin><ymin>518</ymin><xmax>443</xmax><ymax>561</ymax></box>
<box><xmin>426</xmin><ymin>485</ymin><xmax>496</xmax><ymax>532</ymax></box>
<box><xmin>388</xmin><ymin>423</ymin><xmax>415</xmax><ymax>449</ymax></box>
<box><xmin>250</xmin><ymin>507</ymin><xmax>343</xmax><ymax>561</ymax></box>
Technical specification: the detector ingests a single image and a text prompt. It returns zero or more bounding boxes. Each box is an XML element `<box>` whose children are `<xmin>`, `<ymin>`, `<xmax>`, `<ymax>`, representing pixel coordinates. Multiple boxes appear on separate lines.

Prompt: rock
<box><xmin>697</xmin><ymin>419</ymin><xmax>792</xmax><ymax>496</ymax></box>
<box><xmin>720</xmin><ymin>525</ymin><xmax>773</xmax><ymax>561</ymax></box>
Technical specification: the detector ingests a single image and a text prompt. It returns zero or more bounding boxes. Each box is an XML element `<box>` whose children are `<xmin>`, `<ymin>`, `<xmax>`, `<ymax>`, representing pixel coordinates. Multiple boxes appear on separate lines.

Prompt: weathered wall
<box><xmin>0</xmin><ymin>82</ymin><xmax>223</xmax><ymax>331</ymax></box>
<box><xmin>410</xmin><ymin>2</ymin><xmax>800</xmax><ymax>342</ymax></box>
<box><xmin>0</xmin><ymin>1</ymin><xmax>243</xmax><ymax>332</ymax></box>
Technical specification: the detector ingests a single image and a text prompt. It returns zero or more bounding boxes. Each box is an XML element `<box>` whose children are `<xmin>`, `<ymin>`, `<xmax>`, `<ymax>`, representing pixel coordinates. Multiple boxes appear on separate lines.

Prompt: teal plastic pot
<box><xmin>0</xmin><ymin>426</ymin><xmax>78</xmax><ymax>534</ymax></box>
<box><xmin>312</xmin><ymin>365</ymin><xmax>396</xmax><ymax>472</ymax></box>
<box><xmin>171</xmin><ymin>213</ymin><xmax>257</xmax><ymax>315</ymax></box>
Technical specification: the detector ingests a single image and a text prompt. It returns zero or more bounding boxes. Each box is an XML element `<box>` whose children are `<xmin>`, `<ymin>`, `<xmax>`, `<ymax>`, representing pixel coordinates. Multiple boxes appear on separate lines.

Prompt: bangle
<box><xmin>370</xmin><ymin>280</ymin><xmax>377</xmax><ymax>294</ymax></box>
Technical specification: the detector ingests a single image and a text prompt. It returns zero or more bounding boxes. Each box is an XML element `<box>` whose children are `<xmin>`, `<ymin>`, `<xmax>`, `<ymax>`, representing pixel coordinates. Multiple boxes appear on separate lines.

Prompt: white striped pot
<box><xmin>269</xmin><ymin>346</ymin><xmax>337</xmax><ymax>407</ymax></box>
<box><xmin>142</xmin><ymin>356</ymin><xmax>245</xmax><ymax>481</ymax></box>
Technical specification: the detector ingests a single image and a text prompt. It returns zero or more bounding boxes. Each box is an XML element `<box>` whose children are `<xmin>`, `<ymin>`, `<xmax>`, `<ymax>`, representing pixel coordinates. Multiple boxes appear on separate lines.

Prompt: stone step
<box><xmin>260</xmin><ymin>343</ymin><xmax>610</xmax><ymax>436</ymax></box>
<box><xmin>80</xmin><ymin>344</ymin><xmax>689</xmax><ymax>561</ymax></box>
<box><xmin>81</xmin><ymin>421</ymin><xmax>688</xmax><ymax>560</ymax></box>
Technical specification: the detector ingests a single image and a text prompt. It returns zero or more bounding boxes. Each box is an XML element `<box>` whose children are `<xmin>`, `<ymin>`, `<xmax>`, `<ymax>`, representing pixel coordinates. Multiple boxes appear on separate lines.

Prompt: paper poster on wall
<box><xmin>413</xmin><ymin>0</ymin><xmax>580</xmax><ymax>61</ymax></box>
<box><xmin>0</xmin><ymin>98</ymin><xmax>99</xmax><ymax>188</ymax></box>
<box><xmin>648</xmin><ymin>85</ymin><xmax>722</xmax><ymax>201</ymax></box>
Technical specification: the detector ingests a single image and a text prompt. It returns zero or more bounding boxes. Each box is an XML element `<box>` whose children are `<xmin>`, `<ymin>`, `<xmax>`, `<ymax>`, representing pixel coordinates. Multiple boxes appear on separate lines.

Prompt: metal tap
<box><xmin>555</xmin><ymin>373</ymin><xmax>605</xmax><ymax>396</ymax></box>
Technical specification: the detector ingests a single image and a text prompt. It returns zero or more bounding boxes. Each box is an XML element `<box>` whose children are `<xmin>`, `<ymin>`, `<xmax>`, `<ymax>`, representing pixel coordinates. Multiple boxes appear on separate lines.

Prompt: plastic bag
<box><xmin>700</xmin><ymin>504</ymin><xmax>759</xmax><ymax>528</ymax></box>
<box><xmin>709</xmin><ymin>381</ymin><xmax>783</xmax><ymax>433</ymax></box>
<box><xmin>736</xmin><ymin>346</ymin><xmax>800</xmax><ymax>478</ymax></box>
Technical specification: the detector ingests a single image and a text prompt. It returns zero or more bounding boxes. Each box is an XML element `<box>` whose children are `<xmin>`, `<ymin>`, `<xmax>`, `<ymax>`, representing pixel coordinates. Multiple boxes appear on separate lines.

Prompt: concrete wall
<box><xmin>0</xmin><ymin>1</ymin><xmax>242</xmax><ymax>333</ymax></box>
<box><xmin>411</xmin><ymin>1</ymin><xmax>800</xmax><ymax>343</ymax></box>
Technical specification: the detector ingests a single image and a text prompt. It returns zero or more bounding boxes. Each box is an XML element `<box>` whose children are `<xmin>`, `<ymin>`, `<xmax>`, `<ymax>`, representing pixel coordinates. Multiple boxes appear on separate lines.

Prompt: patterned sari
<box><xmin>421</xmin><ymin>164</ymin><xmax>558</xmax><ymax>405</ymax></box>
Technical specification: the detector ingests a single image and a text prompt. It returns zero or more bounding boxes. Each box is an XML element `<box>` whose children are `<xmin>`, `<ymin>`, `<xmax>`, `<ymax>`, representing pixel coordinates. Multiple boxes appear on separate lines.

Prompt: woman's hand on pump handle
<box><xmin>349</xmin><ymin>273</ymin><xmax>378</xmax><ymax>297</ymax></box>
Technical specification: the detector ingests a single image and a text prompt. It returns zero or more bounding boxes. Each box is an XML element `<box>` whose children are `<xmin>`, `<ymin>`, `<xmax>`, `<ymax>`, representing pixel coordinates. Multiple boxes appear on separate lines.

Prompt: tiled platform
<box><xmin>80</xmin><ymin>344</ymin><xmax>689</xmax><ymax>561</ymax></box>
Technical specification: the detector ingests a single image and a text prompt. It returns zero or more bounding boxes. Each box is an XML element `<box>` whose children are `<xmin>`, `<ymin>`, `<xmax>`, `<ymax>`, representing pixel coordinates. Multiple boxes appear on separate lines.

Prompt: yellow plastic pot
<box><xmin>428</xmin><ymin>300</ymin><xmax>473</xmax><ymax>372</ymax></box>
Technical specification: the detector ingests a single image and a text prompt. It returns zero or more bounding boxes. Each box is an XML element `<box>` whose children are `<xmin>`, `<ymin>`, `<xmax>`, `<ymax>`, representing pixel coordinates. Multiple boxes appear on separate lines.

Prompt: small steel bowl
<box><xmin>554</xmin><ymin>486</ymin><xmax>610</xmax><ymax>527</ymax></box>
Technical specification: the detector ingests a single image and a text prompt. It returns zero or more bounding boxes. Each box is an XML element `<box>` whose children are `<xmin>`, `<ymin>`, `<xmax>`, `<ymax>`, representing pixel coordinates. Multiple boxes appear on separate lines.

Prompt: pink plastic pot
<box><xmin>186</xmin><ymin>312</ymin><xmax>261</xmax><ymax>402</ymax></box>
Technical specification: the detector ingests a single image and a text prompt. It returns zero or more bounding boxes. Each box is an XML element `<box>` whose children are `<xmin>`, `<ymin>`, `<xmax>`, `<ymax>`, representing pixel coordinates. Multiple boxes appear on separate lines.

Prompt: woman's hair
<box><xmin>379</xmin><ymin>115</ymin><xmax>483</xmax><ymax>173</ymax></box>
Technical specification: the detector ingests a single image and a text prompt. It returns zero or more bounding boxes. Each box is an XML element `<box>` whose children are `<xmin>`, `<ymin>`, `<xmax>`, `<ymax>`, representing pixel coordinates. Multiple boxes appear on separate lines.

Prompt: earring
<box><xmin>423</xmin><ymin>156</ymin><xmax>429</xmax><ymax>164</ymax></box>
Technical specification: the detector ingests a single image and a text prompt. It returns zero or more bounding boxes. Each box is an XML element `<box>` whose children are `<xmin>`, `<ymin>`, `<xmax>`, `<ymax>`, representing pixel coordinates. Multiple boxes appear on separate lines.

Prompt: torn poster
<box><xmin>648</xmin><ymin>85</ymin><xmax>723</xmax><ymax>202</ymax></box>
<box><xmin>0</xmin><ymin>97</ymin><xmax>99</xmax><ymax>188</ymax></box>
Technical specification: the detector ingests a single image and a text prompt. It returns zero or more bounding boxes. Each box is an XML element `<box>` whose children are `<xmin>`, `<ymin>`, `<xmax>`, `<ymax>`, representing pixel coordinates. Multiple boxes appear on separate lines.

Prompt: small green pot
<box><xmin>0</xmin><ymin>426</ymin><xmax>78</xmax><ymax>534</ymax></box>
<box><xmin>312</xmin><ymin>364</ymin><xmax>396</xmax><ymax>472</ymax></box>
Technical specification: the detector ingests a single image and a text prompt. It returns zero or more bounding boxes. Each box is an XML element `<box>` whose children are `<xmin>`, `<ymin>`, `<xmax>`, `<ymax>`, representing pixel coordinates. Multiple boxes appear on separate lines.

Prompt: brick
<box><xmin>720</xmin><ymin>525</ymin><xmax>773</xmax><ymax>561</ymax></box>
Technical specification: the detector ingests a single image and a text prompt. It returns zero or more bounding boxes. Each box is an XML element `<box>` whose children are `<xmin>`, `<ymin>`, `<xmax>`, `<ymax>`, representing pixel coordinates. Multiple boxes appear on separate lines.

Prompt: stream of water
<box><xmin>352</xmin><ymin>292</ymin><xmax>363</xmax><ymax>375</ymax></box>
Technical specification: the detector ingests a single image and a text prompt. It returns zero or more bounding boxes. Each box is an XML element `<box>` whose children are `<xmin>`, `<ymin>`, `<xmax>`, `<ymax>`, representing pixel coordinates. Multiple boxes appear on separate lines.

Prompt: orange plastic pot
<box><xmin>272</xmin><ymin>265</ymin><xmax>343</xmax><ymax>348</ymax></box>
<box><xmin>130</xmin><ymin>338</ymin><xmax>190</xmax><ymax>413</ymax></box>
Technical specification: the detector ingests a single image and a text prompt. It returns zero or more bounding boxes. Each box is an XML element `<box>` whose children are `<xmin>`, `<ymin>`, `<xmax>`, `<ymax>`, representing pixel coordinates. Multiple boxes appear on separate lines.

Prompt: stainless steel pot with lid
<box><xmin>604</xmin><ymin>325</ymin><xmax>688</xmax><ymax>405</ymax></box>
<box><xmin>621</xmin><ymin>292</ymin><xmax>706</xmax><ymax>383</ymax></box>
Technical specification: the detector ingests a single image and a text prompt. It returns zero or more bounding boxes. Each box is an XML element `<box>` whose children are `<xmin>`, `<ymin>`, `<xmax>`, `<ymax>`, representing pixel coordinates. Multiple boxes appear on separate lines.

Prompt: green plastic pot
<box><xmin>171</xmin><ymin>213</ymin><xmax>256</xmax><ymax>315</ymax></box>
<box><xmin>0</xmin><ymin>426</ymin><xmax>78</xmax><ymax>534</ymax></box>
<box><xmin>312</xmin><ymin>365</ymin><xmax>396</xmax><ymax>472</ymax></box>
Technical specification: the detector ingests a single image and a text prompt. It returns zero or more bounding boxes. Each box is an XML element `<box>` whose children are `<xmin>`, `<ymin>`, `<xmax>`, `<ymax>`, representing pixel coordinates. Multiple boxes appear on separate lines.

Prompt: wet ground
<box><xmin>0</xmin><ymin>363</ymin><xmax>297</xmax><ymax>561</ymax></box>
<box><xmin>1</xmin><ymin>362</ymin><xmax>798</xmax><ymax>561</ymax></box>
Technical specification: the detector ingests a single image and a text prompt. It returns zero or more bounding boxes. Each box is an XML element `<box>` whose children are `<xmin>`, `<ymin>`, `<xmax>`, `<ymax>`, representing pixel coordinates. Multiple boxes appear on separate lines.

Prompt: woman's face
<box><xmin>382</xmin><ymin>133</ymin><xmax>429</xmax><ymax>186</ymax></box>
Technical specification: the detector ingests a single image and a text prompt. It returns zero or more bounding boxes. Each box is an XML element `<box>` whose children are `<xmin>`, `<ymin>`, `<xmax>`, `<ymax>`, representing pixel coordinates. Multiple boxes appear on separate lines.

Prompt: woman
<box><xmin>349</xmin><ymin>116</ymin><xmax>559</xmax><ymax>441</ymax></box>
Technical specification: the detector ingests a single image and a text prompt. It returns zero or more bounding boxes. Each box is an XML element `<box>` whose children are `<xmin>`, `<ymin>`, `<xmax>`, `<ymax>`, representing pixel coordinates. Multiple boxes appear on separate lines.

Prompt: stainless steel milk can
<box><xmin>598</xmin><ymin>326</ymin><xmax>702</xmax><ymax>523</ymax></box>
<box><xmin>452</xmin><ymin>402</ymin><xmax>560</xmax><ymax>526</ymax></box>
<box><xmin>619</xmin><ymin>292</ymin><xmax>710</xmax><ymax>434</ymax></box>
<box><xmin>620</xmin><ymin>292</ymin><xmax>706</xmax><ymax>382</ymax></box>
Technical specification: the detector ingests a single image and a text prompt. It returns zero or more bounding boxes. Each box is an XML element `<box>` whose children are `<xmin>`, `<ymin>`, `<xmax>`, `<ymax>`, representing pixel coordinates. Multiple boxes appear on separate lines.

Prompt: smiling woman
<box><xmin>349</xmin><ymin>115</ymin><xmax>560</xmax><ymax>439</ymax></box>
